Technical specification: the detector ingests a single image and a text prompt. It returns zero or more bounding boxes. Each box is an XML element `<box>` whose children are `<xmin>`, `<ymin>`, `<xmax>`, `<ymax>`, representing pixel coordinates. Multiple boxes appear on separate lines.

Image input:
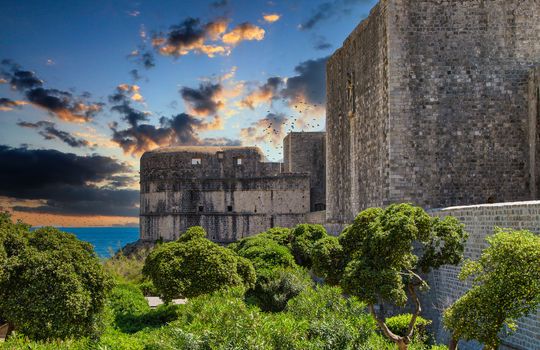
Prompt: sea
<box><xmin>58</xmin><ymin>227</ymin><xmax>139</xmax><ymax>258</ymax></box>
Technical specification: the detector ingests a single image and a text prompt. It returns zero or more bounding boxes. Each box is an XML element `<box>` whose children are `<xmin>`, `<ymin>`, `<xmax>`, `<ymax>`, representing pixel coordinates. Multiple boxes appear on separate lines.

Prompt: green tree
<box><xmin>314</xmin><ymin>204</ymin><xmax>467</xmax><ymax>350</ymax></box>
<box><xmin>231</xmin><ymin>235</ymin><xmax>296</xmax><ymax>272</ymax></box>
<box><xmin>143</xmin><ymin>227</ymin><xmax>255</xmax><ymax>301</ymax></box>
<box><xmin>0</xmin><ymin>214</ymin><xmax>113</xmax><ymax>340</ymax></box>
<box><xmin>178</xmin><ymin>226</ymin><xmax>206</xmax><ymax>242</ymax></box>
<box><xmin>444</xmin><ymin>228</ymin><xmax>540</xmax><ymax>350</ymax></box>
<box><xmin>290</xmin><ymin>224</ymin><xmax>328</xmax><ymax>268</ymax></box>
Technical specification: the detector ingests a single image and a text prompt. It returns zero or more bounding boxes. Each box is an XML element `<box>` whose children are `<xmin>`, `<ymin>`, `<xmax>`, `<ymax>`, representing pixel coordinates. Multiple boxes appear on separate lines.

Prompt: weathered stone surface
<box><xmin>140</xmin><ymin>139</ymin><xmax>325</xmax><ymax>243</ymax></box>
<box><xmin>283</xmin><ymin>132</ymin><xmax>326</xmax><ymax>211</ymax></box>
<box><xmin>327</xmin><ymin>0</ymin><xmax>540</xmax><ymax>224</ymax></box>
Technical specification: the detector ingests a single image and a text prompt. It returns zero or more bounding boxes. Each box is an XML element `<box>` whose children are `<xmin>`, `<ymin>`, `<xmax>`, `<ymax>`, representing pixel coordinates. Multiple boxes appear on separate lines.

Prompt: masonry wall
<box><xmin>426</xmin><ymin>201</ymin><xmax>540</xmax><ymax>350</ymax></box>
<box><xmin>140</xmin><ymin>147</ymin><xmax>311</xmax><ymax>243</ymax></box>
<box><xmin>283</xmin><ymin>132</ymin><xmax>326</xmax><ymax>211</ymax></box>
<box><xmin>387</xmin><ymin>0</ymin><xmax>540</xmax><ymax>208</ymax></box>
<box><xmin>326</xmin><ymin>1</ymin><xmax>390</xmax><ymax>223</ymax></box>
<box><xmin>530</xmin><ymin>66</ymin><xmax>540</xmax><ymax>199</ymax></box>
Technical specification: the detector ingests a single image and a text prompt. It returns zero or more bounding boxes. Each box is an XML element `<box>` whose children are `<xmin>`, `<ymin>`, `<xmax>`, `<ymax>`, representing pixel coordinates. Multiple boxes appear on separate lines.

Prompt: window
<box><xmin>227</xmin><ymin>205</ymin><xmax>233</xmax><ymax>212</ymax></box>
<box><xmin>191</xmin><ymin>158</ymin><xmax>202</xmax><ymax>165</ymax></box>
<box><xmin>198</xmin><ymin>206</ymin><xmax>204</xmax><ymax>212</ymax></box>
<box><xmin>236</xmin><ymin>158</ymin><xmax>242</xmax><ymax>165</ymax></box>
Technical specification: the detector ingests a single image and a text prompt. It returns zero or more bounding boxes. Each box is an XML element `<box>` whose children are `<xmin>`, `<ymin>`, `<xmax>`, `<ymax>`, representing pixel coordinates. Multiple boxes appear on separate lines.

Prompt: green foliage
<box><xmin>290</xmin><ymin>224</ymin><xmax>328</xmax><ymax>268</ymax></box>
<box><xmin>246</xmin><ymin>267</ymin><xmax>312</xmax><ymax>312</ymax></box>
<box><xmin>0</xmin><ymin>214</ymin><xmax>113</xmax><ymax>340</ymax></box>
<box><xmin>287</xmin><ymin>285</ymin><xmax>377</xmax><ymax>348</ymax></box>
<box><xmin>336</xmin><ymin>204</ymin><xmax>467</xmax><ymax>306</ymax></box>
<box><xmin>103</xmin><ymin>250</ymin><xmax>147</xmax><ymax>285</ymax></box>
<box><xmin>178</xmin><ymin>226</ymin><xmax>206</xmax><ymax>242</ymax></box>
<box><xmin>259</xmin><ymin>227</ymin><xmax>293</xmax><ymax>246</ymax></box>
<box><xmin>312</xmin><ymin>236</ymin><xmax>345</xmax><ymax>285</ymax></box>
<box><xmin>108</xmin><ymin>283</ymin><xmax>150</xmax><ymax>322</ymax></box>
<box><xmin>143</xmin><ymin>230</ymin><xmax>255</xmax><ymax>301</ymax></box>
<box><xmin>443</xmin><ymin>228</ymin><xmax>540</xmax><ymax>349</ymax></box>
<box><xmin>231</xmin><ymin>235</ymin><xmax>296</xmax><ymax>272</ymax></box>
<box><xmin>385</xmin><ymin>314</ymin><xmax>431</xmax><ymax>342</ymax></box>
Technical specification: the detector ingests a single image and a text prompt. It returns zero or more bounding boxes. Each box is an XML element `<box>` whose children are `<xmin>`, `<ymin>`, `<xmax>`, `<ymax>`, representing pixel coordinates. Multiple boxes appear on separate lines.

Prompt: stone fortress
<box><xmin>141</xmin><ymin>0</ymin><xmax>540</xmax><ymax>348</ymax></box>
<box><xmin>140</xmin><ymin>136</ymin><xmax>325</xmax><ymax>243</ymax></box>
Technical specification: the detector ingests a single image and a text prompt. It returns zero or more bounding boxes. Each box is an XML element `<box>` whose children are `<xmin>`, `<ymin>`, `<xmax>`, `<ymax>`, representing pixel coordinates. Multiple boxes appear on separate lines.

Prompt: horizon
<box><xmin>0</xmin><ymin>0</ymin><xmax>378</xmax><ymax>227</ymax></box>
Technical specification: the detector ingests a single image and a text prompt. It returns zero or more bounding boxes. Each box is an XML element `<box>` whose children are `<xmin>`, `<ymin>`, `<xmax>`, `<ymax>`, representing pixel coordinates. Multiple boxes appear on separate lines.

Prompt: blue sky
<box><xmin>0</xmin><ymin>0</ymin><xmax>377</xmax><ymax>225</ymax></box>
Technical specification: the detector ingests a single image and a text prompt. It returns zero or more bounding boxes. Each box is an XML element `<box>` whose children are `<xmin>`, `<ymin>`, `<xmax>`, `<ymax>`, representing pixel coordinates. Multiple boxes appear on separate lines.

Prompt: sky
<box><xmin>0</xmin><ymin>0</ymin><xmax>377</xmax><ymax>226</ymax></box>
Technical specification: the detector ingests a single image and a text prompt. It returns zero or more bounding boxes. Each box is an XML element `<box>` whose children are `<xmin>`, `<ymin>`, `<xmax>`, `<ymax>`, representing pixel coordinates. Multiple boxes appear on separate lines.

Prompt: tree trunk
<box><xmin>397</xmin><ymin>339</ymin><xmax>408</xmax><ymax>350</ymax></box>
<box><xmin>448</xmin><ymin>336</ymin><xmax>458</xmax><ymax>350</ymax></box>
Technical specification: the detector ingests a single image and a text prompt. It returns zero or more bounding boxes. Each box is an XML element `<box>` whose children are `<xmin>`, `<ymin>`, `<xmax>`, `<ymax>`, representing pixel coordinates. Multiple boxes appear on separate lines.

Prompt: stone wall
<box><xmin>326</xmin><ymin>1</ymin><xmax>390</xmax><ymax>223</ymax></box>
<box><xmin>283</xmin><ymin>132</ymin><xmax>326</xmax><ymax>211</ymax></box>
<box><xmin>426</xmin><ymin>201</ymin><xmax>540</xmax><ymax>350</ymax></box>
<box><xmin>326</xmin><ymin>0</ymin><xmax>540</xmax><ymax>224</ymax></box>
<box><xmin>530</xmin><ymin>66</ymin><xmax>540</xmax><ymax>198</ymax></box>
<box><xmin>140</xmin><ymin>146</ymin><xmax>311</xmax><ymax>243</ymax></box>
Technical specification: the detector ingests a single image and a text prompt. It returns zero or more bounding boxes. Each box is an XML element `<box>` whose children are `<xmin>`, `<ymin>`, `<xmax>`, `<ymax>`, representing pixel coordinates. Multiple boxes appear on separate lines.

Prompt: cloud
<box><xmin>239</xmin><ymin>77</ymin><xmax>283</xmax><ymax>110</ymax></box>
<box><xmin>110</xmin><ymin>113</ymin><xmax>229</xmax><ymax>156</ymax></box>
<box><xmin>0</xmin><ymin>60</ymin><xmax>103</xmax><ymax>122</ymax></box>
<box><xmin>127</xmin><ymin>10</ymin><xmax>140</xmax><ymax>17</ymax></box>
<box><xmin>117</xmin><ymin>83</ymin><xmax>144</xmax><ymax>102</ymax></box>
<box><xmin>180</xmin><ymin>82</ymin><xmax>224</xmax><ymax>116</ymax></box>
<box><xmin>150</xmin><ymin>17</ymin><xmax>265</xmax><ymax>59</ymax></box>
<box><xmin>299</xmin><ymin>0</ymin><xmax>369</xmax><ymax>30</ymax></box>
<box><xmin>263</xmin><ymin>13</ymin><xmax>281</xmax><ymax>23</ymax></box>
<box><xmin>222</xmin><ymin>22</ymin><xmax>265</xmax><ymax>46</ymax></box>
<box><xmin>0</xmin><ymin>145</ymin><xmax>138</xmax><ymax>216</ymax></box>
<box><xmin>0</xmin><ymin>97</ymin><xmax>27</xmax><ymax>111</ymax></box>
<box><xmin>282</xmin><ymin>56</ymin><xmax>328</xmax><ymax>107</ymax></box>
<box><xmin>152</xmin><ymin>17</ymin><xmax>230</xmax><ymax>58</ymax></box>
<box><xmin>240</xmin><ymin>112</ymin><xmax>289</xmax><ymax>147</ymax></box>
<box><xmin>313</xmin><ymin>35</ymin><xmax>332</xmax><ymax>50</ymax></box>
<box><xmin>17</xmin><ymin>121</ymin><xmax>90</xmax><ymax>148</ymax></box>
<box><xmin>129</xmin><ymin>69</ymin><xmax>141</xmax><ymax>81</ymax></box>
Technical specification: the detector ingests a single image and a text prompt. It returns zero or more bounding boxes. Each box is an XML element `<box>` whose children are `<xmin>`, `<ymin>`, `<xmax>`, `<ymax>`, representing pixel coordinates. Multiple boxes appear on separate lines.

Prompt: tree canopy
<box><xmin>143</xmin><ymin>227</ymin><xmax>255</xmax><ymax>301</ymax></box>
<box><xmin>0</xmin><ymin>213</ymin><xmax>112</xmax><ymax>340</ymax></box>
<box><xmin>444</xmin><ymin>228</ymin><xmax>540</xmax><ymax>349</ymax></box>
<box><xmin>313</xmin><ymin>204</ymin><xmax>468</xmax><ymax>349</ymax></box>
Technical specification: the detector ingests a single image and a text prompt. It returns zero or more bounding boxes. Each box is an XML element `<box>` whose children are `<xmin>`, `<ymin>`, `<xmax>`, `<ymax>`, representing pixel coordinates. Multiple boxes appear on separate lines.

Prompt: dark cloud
<box><xmin>0</xmin><ymin>60</ymin><xmax>103</xmax><ymax>122</ymax></box>
<box><xmin>313</xmin><ymin>35</ymin><xmax>332</xmax><ymax>50</ymax></box>
<box><xmin>17</xmin><ymin>121</ymin><xmax>90</xmax><ymax>148</ymax></box>
<box><xmin>140</xmin><ymin>51</ymin><xmax>156</xmax><ymax>69</ymax></box>
<box><xmin>282</xmin><ymin>56</ymin><xmax>328</xmax><ymax>106</ymax></box>
<box><xmin>240</xmin><ymin>77</ymin><xmax>284</xmax><ymax>109</ymax></box>
<box><xmin>180</xmin><ymin>82</ymin><xmax>223</xmax><ymax>116</ymax></box>
<box><xmin>240</xmin><ymin>112</ymin><xmax>289</xmax><ymax>146</ymax></box>
<box><xmin>0</xmin><ymin>145</ymin><xmax>138</xmax><ymax>216</ymax></box>
<box><xmin>130</xmin><ymin>69</ymin><xmax>141</xmax><ymax>81</ymax></box>
<box><xmin>299</xmin><ymin>0</ymin><xmax>369</xmax><ymax>30</ymax></box>
<box><xmin>0</xmin><ymin>97</ymin><xmax>26</xmax><ymax>110</ymax></box>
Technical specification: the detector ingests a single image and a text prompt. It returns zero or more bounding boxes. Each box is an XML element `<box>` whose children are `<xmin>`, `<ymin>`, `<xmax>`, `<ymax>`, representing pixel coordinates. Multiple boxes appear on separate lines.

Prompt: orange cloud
<box><xmin>117</xmin><ymin>84</ymin><xmax>144</xmax><ymax>102</ymax></box>
<box><xmin>0</xmin><ymin>99</ymin><xmax>27</xmax><ymax>111</ymax></box>
<box><xmin>222</xmin><ymin>23</ymin><xmax>265</xmax><ymax>46</ymax></box>
<box><xmin>263</xmin><ymin>13</ymin><xmax>281</xmax><ymax>23</ymax></box>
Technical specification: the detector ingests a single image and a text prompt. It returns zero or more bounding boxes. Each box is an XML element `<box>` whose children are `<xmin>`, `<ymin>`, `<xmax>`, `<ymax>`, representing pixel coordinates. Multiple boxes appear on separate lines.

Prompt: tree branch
<box><xmin>406</xmin><ymin>282</ymin><xmax>422</xmax><ymax>338</ymax></box>
<box><xmin>368</xmin><ymin>304</ymin><xmax>401</xmax><ymax>342</ymax></box>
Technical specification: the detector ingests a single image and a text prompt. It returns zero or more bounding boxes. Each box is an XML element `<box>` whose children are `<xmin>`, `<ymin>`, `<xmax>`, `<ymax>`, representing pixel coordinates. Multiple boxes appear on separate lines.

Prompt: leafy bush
<box><xmin>231</xmin><ymin>235</ymin><xmax>296</xmax><ymax>272</ymax></box>
<box><xmin>0</xmin><ymin>214</ymin><xmax>113</xmax><ymax>340</ymax></box>
<box><xmin>143</xmin><ymin>228</ymin><xmax>256</xmax><ymax>301</ymax></box>
<box><xmin>385</xmin><ymin>314</ymin><xmax>432</xmax><ymax>342</ymax></box>
<box><xmin>246</xmin><ymin>267</ymin><xmax>312</xmax><ymax>312</ymax></box>
<box><xmin>178</xmin><ymin>226</ymin><xmax>206</xmax><ymax>242</ymax></box>
<box><xmin>103</xmin><ymin>250</ymin><xmax>147</xmax><ymax>285</ymax></box>
<box><xmin>312</xmin><ymin>236</ymin><xmax>345</xmax><ymax>285</ymax></box>
<box><xmin>290</xmin><ymin>224</ymin><xmax>328</xmax><ymax>268</ymax></box>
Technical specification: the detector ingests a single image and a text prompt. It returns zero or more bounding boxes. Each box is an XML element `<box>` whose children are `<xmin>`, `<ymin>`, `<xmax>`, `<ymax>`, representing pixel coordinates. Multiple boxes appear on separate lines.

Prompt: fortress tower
<box><xmin>326</xmin><ymin>0</ymin><xmax>540</xmax><ymax>223</ymax></box>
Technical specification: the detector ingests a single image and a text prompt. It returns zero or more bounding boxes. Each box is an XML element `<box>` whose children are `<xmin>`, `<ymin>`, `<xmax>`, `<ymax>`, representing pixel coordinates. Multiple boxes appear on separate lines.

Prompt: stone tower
<box><xmin>326</xmin><ymin>0</ymin><xmax>540</xmax><ymax>223</ymax></box>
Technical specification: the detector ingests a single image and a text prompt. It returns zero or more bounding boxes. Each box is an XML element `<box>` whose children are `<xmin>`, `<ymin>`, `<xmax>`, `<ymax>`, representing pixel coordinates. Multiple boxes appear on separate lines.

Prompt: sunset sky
<box><xmin>0</xmin><ymin>0</ymin><xmax>377</xmax><ymax>226</ymax></box>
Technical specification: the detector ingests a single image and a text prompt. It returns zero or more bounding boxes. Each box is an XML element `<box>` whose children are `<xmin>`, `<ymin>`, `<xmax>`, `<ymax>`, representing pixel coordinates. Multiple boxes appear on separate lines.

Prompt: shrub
<box><xmin>312</xmin><ymin>236</ymin><xmax>345</xmax><ymax>285</ymax></box>
<box><xmin>231</xmin><ymin>235</ymin><xmax>296</xmax><ymax>272</ymax></box>
<box><xmin>143</xmin><ymin>229</ymin><xmax>256</xmax><ymax>301</ymax></box>
<box><xmin>290</xmin><ymin>224</ymin><xmax>328</xmax><ymax>268</ymax></box>
<box><xmin>178</xmin><ymin>226</ymin><xmax>206</xmax><ymax>242</ymax></box>
<box><xmin>103</xmin><ymin>251</ymin><xmax>147</xmax><ymax>285</ymax></box>
<box><xmin>108</xmin><ymin>283</ymin><xmax>149</xmax><ymax>321</ymax></box>
<box><xmin>386</xmin><ymin>314</ymin><xmax>432</xmax><ymax>342</ymax></box>
<box><xmin>246</xmin><ymin>267</ymin><xmax>312</xmax><ymax>312</ymax></box>
<box><xmin>0</xmin><ymin>216</ymin><xmax>113</xmax><ymax>340</ymax></box>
